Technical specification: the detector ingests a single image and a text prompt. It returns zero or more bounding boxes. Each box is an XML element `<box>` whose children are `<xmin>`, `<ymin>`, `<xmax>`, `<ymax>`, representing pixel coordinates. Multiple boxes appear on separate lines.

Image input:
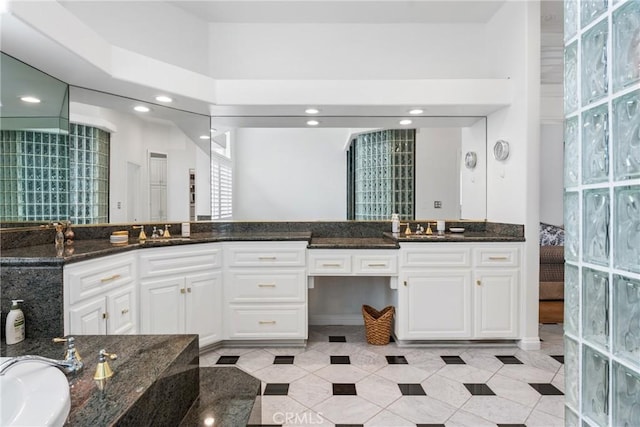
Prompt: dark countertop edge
<box><xmin>382</xmin><ymin>232</ymin><xmax>525</xmax><ymax>243</ymax></box>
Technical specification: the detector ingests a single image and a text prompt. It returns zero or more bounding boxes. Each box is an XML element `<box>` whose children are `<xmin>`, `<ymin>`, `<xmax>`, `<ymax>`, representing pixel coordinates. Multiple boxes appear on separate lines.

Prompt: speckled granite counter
<box><xmin>1</xmin><ymin>335</ymin><xmax>260</xmax><ymax>426</ymax></box>
<box><xmin>308</xmin><ymin>236</ymin><xmax>400</xmax><ymax>249</ymax></box>
<box><xmin>384</xmin><ymin>231</ymin><xmax>525</xmax><ymax>243</ymax></box>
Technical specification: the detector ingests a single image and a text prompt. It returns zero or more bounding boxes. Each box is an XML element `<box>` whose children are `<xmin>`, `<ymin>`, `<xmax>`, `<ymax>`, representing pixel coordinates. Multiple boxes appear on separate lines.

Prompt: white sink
<box><xmin>0</xmin><ymin>357</ymin><xmax>71</xmax><ymax>427</ymax></box>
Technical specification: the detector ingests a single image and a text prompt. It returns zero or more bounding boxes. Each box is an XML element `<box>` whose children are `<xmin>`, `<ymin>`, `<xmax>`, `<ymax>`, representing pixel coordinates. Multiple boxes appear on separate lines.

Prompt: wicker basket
<box><xmin>362</xmin><ymin>305</ymin><xmax>395</xmax><ymax>345</ymax></box>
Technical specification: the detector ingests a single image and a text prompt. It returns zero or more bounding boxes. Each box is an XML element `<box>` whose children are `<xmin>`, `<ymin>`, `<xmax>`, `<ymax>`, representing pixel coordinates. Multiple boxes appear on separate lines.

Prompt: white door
<box><xmin>474</xmin><ymin>269</ymin><xmax>519</xmax><ymax>338</ymax></box>
<box><xmin>126</xmin><ymin>161</ymin><xmax>141</xmax><ymax>222</ymax></box>
<box><xmin>398</xmin><ymin>271</ymin><xmax>472</xmax><ymax>340</ymax></box>
<box><xmin>140</xmin><ymin>277</ymin><xmax>184</xmax><ymax>334</ymax></box>
<box><xmin>69</xmin><ymin>298</ymin><xmax>107</xmax><ymax>335</ymax></box>
<box><xmin>185</xmin><ymin>271</ymin><xmax>222</xmax><ymax>347</ymax></box>
<box><xmin>108</xmin><ymin>286</ymin><xmax>136</xmax><ymax>334</ymax></box>
<box><xmin>149</xmin><ymin>152</ymin><xmax>167</xmax><ymax>221</ymax></box>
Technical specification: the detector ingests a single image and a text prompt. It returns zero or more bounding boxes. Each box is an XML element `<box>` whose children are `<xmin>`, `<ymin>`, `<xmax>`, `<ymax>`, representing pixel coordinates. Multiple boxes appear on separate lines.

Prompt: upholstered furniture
<box><xmin>539</xmin><ymin>223</ymin><xmax>565</xmax><ymax>324</ymax></box>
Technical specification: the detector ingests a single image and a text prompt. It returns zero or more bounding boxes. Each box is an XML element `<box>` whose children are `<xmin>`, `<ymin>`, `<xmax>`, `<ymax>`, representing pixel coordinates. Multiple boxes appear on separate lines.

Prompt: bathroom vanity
<box><xmin>1</xmin><ymin>221</ymin><xmax>526</xmax><ymax>348</ymax></box>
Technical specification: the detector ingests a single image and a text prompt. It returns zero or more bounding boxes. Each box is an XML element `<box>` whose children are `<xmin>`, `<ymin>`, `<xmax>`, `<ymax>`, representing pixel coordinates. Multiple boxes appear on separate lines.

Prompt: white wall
<box><xmin>540</xmin><ymin>123</ymin><xmax>564</xmax><ymax>226</ymax></box>
<box><xmin>461</xmin><ymin>119</ymin><xmax>488</xmax><ymax>219</ymax></box>
<box><xmin>415</xmin><ymin>128</ymin><xmax>461</xmax><ymax>219</ymax></box>
<box><xmin>71</xmin><ymin>102</ymin><xmax>203</xmax><ymax>224</ymax></box>
<box><xmin>233</xmin><ymin>128</ymin><xmax>348</xmax><ymax>220</ymax></box>
<box><xmin>485</xmin><ymin>0</ymin><xmax>541</xmax><ymax>347</ymax></box>
<box><xmin>209</xmin><ymin>23</ymin><xmax>490</xmax><ymax>79</ymax></box>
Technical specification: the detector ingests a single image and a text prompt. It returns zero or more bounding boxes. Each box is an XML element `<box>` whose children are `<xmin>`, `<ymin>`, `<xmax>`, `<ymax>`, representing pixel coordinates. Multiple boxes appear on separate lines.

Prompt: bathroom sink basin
<box><xmin>0</xmin><ymin>357</ymin><xmax>71</xmax><ymax>427</ymax></box>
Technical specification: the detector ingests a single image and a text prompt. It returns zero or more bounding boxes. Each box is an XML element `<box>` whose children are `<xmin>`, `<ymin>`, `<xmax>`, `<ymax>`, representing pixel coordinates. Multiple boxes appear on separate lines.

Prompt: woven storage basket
<box><xmin>362</xmin><ymin>305</ymin><xmax>395</xmax><ymax>345</ymax></box>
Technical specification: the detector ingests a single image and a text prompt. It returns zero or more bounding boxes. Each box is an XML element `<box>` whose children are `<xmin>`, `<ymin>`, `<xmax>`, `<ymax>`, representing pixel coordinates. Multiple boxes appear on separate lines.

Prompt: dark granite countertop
<box><xmin>1</xmin><ymin>335</ymin><xmax>199</xmax><ymax>426</ymax></box>
<box><xmin>1</xmin><ymin>335</ymin><xmax>260</xmax><ymax>426</ymax></box>
<box><xmin>308</xmin><ymin>236</ymin><xmax>400</xmax><ymax>249</ymax></box>
<box><xmin>384</xmin><ymin>231</ymin><xmax>526</xmax><ymax>243</ymax></box>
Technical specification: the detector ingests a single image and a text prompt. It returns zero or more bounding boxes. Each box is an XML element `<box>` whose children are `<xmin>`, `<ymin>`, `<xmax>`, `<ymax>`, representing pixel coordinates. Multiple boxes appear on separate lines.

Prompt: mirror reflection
<box><xmin>0</xmin><ymin>52</ymin><xmax>487</xmax><ymax>227</ymax></box>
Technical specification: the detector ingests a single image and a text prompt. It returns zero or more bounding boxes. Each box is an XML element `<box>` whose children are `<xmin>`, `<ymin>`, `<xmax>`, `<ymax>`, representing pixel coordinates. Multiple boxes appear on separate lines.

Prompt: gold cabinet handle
<box><xmin>367</xmin><ymin>263</ymin><xmax>387</xmax><ymax>267</ymax></box>
<box><xmin>259</xmin><ymin>256</ymin><xmax>277</xmax><ymax>260</ymax></box>
<box><xmin>187</xmin><ymin>287</ymin><xmax>192</xmax><ymax>293</ymax></box>
<box><xmin>488</xmin><ymin>256</ymin><xmax>508</xmax><ymax>260</ymax></box>
<box><xmin>476</xmin><ymin>280</ymin><xmax>482</xmax><ymax>286</ymax></box>
<box><xmin>258</xmin><ymin>283</ymin><xmax>276</xmax><ymax>288</ymax></box>
<box><xmin>180</xmin><ymin>288</ymin><xmax>186</xmax><ymax>294</ymax></box>
<box><xmin>102</xmin><ymin>312</ymin><xmax>109</xmax><ymax>319</ymax></box>
<box><xmin>101</xmin><ymin>274</ymin><xmax>121</xmax><ymax>283</ymax></box>
<box><xmin>322</xmin><ymin>263</ymin><xmax>342</xmax><ymax>267</ymax></box>
<box><xmin>404</xmin><ymin>281</ymin><xmax>408</xmax><ymax>287</ymax></box>
<box><xmin>259</xmin><ymin>320</ymin><xmax>276</xmax><ymax>325</ymax></box>
<box><xmin>121</xmin><ymin>308</ymin><xmax>129</xmax><ymax>315</ymax></box>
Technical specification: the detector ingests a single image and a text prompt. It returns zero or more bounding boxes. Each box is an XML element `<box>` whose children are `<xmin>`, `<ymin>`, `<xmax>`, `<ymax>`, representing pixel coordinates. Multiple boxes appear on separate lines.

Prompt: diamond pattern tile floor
<box><xmin>202</xmin><ymin>324</ymin><xmax>565</xmax><ymax>426</ymax></box>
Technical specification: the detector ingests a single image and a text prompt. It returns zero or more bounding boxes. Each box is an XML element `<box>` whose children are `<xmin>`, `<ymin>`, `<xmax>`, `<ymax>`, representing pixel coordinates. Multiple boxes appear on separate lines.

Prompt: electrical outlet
<box><xmin>117</xmin><ymin>201</ymin><xmax>122</xmax><ymax>209</ymax></box>
<box><xmin>434</xmin><ymin>201</ymin><xmax>442</xmax><ymax>208</ymax></box>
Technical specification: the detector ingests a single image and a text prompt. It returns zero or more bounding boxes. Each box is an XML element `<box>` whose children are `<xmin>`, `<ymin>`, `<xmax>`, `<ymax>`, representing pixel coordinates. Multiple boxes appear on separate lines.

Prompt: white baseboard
<box><xmin>309</xmin><ymin>314</ymin><xmax>364</xmax><ymax>326</ymax></box>
<box><xmin>518</xmin><ymin>337</ymin><xmax>542</xmax><ymax>350</ymax></box>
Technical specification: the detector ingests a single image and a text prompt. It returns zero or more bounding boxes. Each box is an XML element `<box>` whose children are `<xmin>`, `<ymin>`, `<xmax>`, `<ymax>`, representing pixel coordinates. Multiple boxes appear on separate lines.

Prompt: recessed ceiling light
<box><xmin>408</xmin><ymin>109</ymin><xmax>423</xmax><ymax>115</ymax></box>
<box><xmin>306</xmin><ymin>120</ymin><xmax>320</xmax><ymax>126</ymax></box>
<box><xmin>399</xmin><ymin>119</ymin><xmax>412</xmax><ymax>126</ymax></box>
<box><xmin>20</xmin><ymin>96</ymin><xmax>41</xmax><ymax>103</ymax></box>
<box><xmin>199</xmin><ymin>135</ymin><xmax>210</xmax><ymax>139</ymax></box>
<box><xmin>305</xmin><ymin>108</ymin><xmax>320</xmax><ymax>115</ymax></box>
<box><xmin>155</xmin><ymin>95</ymin><xmax>173</xmax><ymax>103</ymax></box>
<box><xmin>134</xmin><ymin>105</ymin><xmax>150</xmax><ymax>112</ymax></box>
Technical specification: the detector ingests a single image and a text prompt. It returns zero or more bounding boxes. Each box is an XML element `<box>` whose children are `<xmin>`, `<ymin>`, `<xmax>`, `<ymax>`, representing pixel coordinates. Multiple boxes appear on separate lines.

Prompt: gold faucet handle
<box><xmin>133</xmin><ymin>225</ymin><xmax>147</xmax><ymax>241</ymax></box>
<box><xmin>53</xmin><ymin>337</ymin><xmax>81</xmax><ymax>361</ymax></box>
<box><xmin>163</xmin><ymin>225</ymin><xmax>171</xmax><ymax>238</ymax></box>
<box><xmin>94</xmin><ymin>349</ymin><xmax>118</xmax><ymax>380</ymax></box>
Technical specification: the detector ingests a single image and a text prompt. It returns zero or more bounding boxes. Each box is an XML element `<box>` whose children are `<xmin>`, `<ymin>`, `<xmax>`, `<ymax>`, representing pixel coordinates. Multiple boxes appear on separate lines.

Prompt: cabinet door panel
<box><xmin>140</xmin><ymin>277</ymin><xmax>184</xmax><ymax>334</ymax></box>
<box><xmin>108</xmin><ymin>286</ymin><xmax>136</xmax><ymax>335</ymax></box>
<box><xmin>185</xmin><ymin>271</ymin><xmax>222</xmax><ymax>347</ymax></box>
<box><xmin>399</xmin><ymin>271</ymin><xmax>472</xmax><ymax>339</ymax></box>
<box><xmin>474</xmin><ymin>270</ymin><xmax>519</xmax><ymax>338</ymax></box>
<box><xmin>69</xmin><ymin>298</ymin><xmax>107</xmax><ymax>335</ymax></box>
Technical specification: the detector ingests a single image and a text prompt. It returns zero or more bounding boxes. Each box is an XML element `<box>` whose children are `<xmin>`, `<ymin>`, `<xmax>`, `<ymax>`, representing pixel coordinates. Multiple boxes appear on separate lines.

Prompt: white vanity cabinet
<box><xmin>223</xmin><ymin>241</ymin><xmax>307</xmax><ymax>340</ymax></box>
<box><xmin>64</xmin><ymin>252</ymin><xmax>137</xmax><ymax>335</ymax></box>
<box><xmin>397</xmin><ymin>243</ymin><xmax>521</xmax><ymax>341</ymax></box>
<box><xmin>138</xmin><ymin>243</ymin><xmax>222</xmax><ymax>347</ymax></box>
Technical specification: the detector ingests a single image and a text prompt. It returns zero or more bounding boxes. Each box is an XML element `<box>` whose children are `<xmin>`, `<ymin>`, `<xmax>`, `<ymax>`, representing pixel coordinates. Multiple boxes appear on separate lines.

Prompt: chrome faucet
<box><xmin>0</xmin><ymin>337</ymin><xmax>84</xmax><ymax>376</ymax></box>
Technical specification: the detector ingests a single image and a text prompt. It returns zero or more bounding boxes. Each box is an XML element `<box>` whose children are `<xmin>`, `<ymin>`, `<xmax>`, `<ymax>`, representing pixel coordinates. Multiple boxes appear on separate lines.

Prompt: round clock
<box><xmin>493</xmin><ymin>140</ymin><xmax>510</xmax><ymax>161</ymax></box>
<box><xmin>464</xmin><ymin>151</ymin><xmax>477</xmax><ymax>169</ymax></box>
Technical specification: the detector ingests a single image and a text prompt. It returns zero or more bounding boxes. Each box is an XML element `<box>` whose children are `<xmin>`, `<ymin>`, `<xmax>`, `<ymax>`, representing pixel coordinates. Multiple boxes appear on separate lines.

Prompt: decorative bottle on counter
<box><xmin>391</xmin><ymin>213</ymin><xmax>400</xmax><ymax>233</ymax></box>
<box><xmin>64</xmin><ymin>221</ymin><xmax>75</xmax><ymax>245</ymax></box>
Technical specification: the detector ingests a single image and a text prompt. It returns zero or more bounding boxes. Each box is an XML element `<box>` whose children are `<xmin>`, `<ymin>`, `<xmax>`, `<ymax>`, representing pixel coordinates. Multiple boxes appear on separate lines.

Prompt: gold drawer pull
<box><xmin>121</xmin><ymin>308</ymin><xmax>129</xmax><ymax>315</ymax></box>
<box><xmin>258</xmin><ymin>283</ymin><xmax>276</xmax><ymax>288</ymax></box>
<box><xmin>488</xmin><ymin>256</ymin><xmax>509</xmax><ymax>261</ymax></box>
<box><xmin>322</xmin><ymin>263</ymin><xmax>342</xmax><ymax>267</ymax></box>
<box><xmin>259</xmin><ymin>320</ymin><xmax>276</xmax><ymax>325</ymax></box>
<box><xmin>476</xmin><ymin>280</ymin><xmax>482</xmax><ymax>286</ymax></box>
<box><xmin>259</xmin><ymin>256</ymin><xmax>277</xmax><ymax>260</ymax></box>
<box><xmin>101</xmin><ymin>274</ymin><xmax>121</xmax><ymax>283</ymax></box>
<box><xmin>367</xmin><ymin>263</ymin><xmax>387</xmax><ymax>267</ymax></box>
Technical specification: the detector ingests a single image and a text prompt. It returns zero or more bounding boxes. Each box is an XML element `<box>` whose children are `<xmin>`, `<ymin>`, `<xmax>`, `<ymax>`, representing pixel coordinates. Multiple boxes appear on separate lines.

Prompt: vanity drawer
<box><xmin>225</xmin><ymin>242</ymin><xmax>306</xmax><ymax>267</ymax></box>
<box><xmin>226</xmin><ymin>270</ymin><xmax>306</xmax><ymax>302</ymax></box>
<box><xmin>353</xmin><ymin>254</ymin><xmax>397</xmax><ymax>275</ymax></box>
<box><xmin>307</xmin><ymin>252</ymin><xmax>352</xmax><ymax>274</ymax></box>
<box><xmin>65</xmin><ymin>252</ymin><xmax>136</xmax><ymax>304</ymax></box>
<box><xmin>138</xmin><ymin>244</ymin><xmax>221</xmax><ymax>277</ymax></box>
<box><xmin>400</xmin><ymin>245</ymin><xmax>471</xmax><ymax>268</ymax></box>
<box><xmin>474</xmin><ymin>246</ymin><xmax>520</xmax><ymax>267</ymax></box>
<box><xmin>227</xmin><ymin>304</ymin><xmax>306</xmax><ymax>339</ymax></box>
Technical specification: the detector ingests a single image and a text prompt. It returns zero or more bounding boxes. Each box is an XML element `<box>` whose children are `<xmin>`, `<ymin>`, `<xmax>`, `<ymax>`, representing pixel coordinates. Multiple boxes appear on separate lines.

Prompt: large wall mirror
<box><xmin>1</xmin><ymin>52</ymin><xmax>487</xmax><ymax>228</ymax></box>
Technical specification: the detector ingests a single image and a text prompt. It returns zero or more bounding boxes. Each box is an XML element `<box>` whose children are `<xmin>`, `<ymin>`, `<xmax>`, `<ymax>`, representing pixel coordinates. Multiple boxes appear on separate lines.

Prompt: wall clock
<box><xmin>493</xmin><ymin>140</ymin><xmax>510</xmax><ymax>161</ymax></box>
<box><xmin>464</xmin><ymin>151</ymin><xmax>477</xmax><ymax>169</ymax></box>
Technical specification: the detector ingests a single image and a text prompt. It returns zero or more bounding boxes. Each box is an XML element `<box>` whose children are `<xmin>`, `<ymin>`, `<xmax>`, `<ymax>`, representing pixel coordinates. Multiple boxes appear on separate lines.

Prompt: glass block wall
<box><xmin>353</xmin><ymin>129</ymin><xmax>414</xmax><ymax>220</ymax></box>
<box><xmin>69</xmin><ymin>124</ymin><xmax>110</xmax><ymax>224</ymax></box>
<box><xmin>0</xmin><ymin>125</ymin><xmax>109</xmax><ymax>224</ymax></box>
<box><xmin>563</xmin><ymin>1</ymin><xmax>640</xmax><ymax>426</ymax></box>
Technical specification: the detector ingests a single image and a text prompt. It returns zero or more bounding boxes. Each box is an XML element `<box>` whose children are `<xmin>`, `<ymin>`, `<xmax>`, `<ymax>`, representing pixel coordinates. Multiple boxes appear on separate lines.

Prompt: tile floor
<box><xmin>200</xmin><ymin>324</ymin><xmax>565</xmax><ymax>426</ymax></box>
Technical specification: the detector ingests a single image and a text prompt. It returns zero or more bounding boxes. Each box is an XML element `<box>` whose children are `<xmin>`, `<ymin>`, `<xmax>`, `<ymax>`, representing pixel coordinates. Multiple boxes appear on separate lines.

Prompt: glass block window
<box><xmin>350</xmin><ymin>129</ymin><xmax>415</xmax><ymax>220</ymax></box>
<box><xmin>69</xmin><ymin>124</ymin><xmax>110</xmax><ymax>224</ymax></box>
<box><xmin>0</xmin><ymin>124</ymin><xmax>109</xmax><ymax>224</ymax></box>
<box><xmin>0</xmin><ymin>130</ymin><xmax>69</xmax><ymax>222</ymax></box>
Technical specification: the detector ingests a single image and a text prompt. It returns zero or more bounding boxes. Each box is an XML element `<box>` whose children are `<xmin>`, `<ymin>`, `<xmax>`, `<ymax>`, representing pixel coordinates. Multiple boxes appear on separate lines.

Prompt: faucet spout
<box><xmin>0</xmin><ymin>354</ymin><xmax>84</xmax><ymax>376</ymax></box>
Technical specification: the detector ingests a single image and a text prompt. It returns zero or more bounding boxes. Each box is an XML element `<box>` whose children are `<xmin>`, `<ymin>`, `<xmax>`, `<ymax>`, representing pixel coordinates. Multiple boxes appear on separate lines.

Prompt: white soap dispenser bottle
<box><xmin>391</xmin><ymin>213</ymin><xmax>400</xmax><ymax>233</ymax></box>
<box><xmin>6</xmin><ymin>299</ymin><xmax>25</xmax><ymax>345</ymax></box>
